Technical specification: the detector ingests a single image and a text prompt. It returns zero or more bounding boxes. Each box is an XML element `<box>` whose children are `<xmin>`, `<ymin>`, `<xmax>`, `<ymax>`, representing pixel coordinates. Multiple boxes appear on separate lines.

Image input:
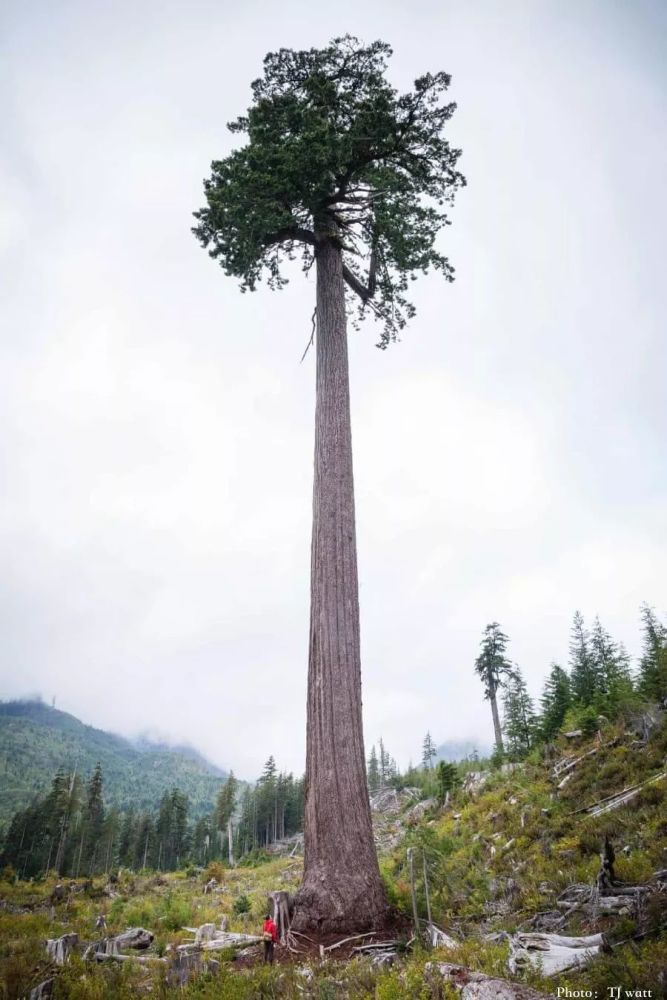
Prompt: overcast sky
<box><xmin>1</xmin><ymin>0</ymin><xmax>665</xmax><ymax>779</ymax></box>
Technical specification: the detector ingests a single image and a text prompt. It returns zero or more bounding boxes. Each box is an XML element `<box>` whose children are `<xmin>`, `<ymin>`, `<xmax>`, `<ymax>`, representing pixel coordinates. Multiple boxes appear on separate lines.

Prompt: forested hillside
<box><xmin>0</xmin><ymin>701</ymin><xmax>228</xmax><ymax>827</ymax></box>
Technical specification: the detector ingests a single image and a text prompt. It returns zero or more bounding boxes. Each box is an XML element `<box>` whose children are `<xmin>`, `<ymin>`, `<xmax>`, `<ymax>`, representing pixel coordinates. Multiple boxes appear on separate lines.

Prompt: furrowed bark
<box><xmin>490</xmin><ymin>688</ymin><xmax>504</xmax><ymax>753</ymax></box>
<box><xmin>292</xmin><ymin>224</ymin><xmax>386</xmax><ymax>933</ymax></box>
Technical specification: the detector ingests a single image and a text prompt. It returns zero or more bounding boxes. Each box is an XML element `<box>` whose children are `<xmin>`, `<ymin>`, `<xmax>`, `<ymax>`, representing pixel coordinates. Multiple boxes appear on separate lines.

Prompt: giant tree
<box><xmin>193</xmin><ymin>36</ymin><xmax>464</xmax><ymax>932</ymax></box>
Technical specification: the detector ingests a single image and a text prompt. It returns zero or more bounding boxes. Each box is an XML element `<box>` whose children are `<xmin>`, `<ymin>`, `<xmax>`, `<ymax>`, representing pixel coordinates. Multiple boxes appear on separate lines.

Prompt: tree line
<box><xmin>0</xmin><ymin>756</ymin><xmax>304</xmax><ymax>879</ymax></box>
<box><xmin>474</xmin><ymin>603</ymin><xmax>667</xmax><ymax>763</ymax></box>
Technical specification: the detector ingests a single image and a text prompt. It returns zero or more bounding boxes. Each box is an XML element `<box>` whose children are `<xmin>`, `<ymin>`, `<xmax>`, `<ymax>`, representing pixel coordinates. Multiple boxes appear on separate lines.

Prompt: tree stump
<box><xmin>269</xmin><ymin>891</ymin><xmax>292</xmax><ymax>944</ymax></box>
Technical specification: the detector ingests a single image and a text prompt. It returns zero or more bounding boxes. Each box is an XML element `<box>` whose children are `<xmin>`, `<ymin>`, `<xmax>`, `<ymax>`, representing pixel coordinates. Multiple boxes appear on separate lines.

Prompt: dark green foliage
<box><xmin>474</xmin><ymin>624</ymin><xmax>512</xmax><ymax>701</ymax></box>
<box><xmin>589</xmin><ymin>616</ymin><xmax>636</xmax><ymax>715</ymax></box>
<box><xmin>502</xmin><ymin>668</ymin><xmax>535</xmax><ymax>761</ymax></box>
<box><xmin>193</xmin><ymin>35</ymin><xmax>465</xmax><ymax>347</ymax></box>
<box><xmin>0</xmin><ymin>700</ymin><xmax>228</xmax><ymax>827</ymax></box>
<box><xmin>638</xmin><ymin>603</ymin><xmax>667</xmax><ymax>699</ymax></box>
<box><xmin>234</xmin><ymin>765</ymin><xmax>304</xmax><ymax>856</ymax></box>
<box><xmin>435</xmin><ymin>760</ymin><xmax>459</xmax><ymax>804</ymax></box>
<box><xmin>232</xmin><ymin>893</ymin><xmax>251</xmax><ymax>915</ymax></box>
<box><xmin>569</xmin><ymin>610</ymin><xmax>599</xmax><ymax>706</ymax></box>
<box><xmin>539</xmin><ymin>663</ymin><xmax>571</xmax><ymax>740</ymax></box>
<box><xmin>367</xmin><ymin>745</ymin><xmax>380</xmax><ymax>794</ymax></box>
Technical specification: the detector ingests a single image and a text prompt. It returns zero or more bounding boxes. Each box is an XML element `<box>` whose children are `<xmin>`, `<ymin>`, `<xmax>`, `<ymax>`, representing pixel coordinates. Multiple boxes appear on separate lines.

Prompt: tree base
<box><xmin>291</xmin><ymin>873</ymin><xmax>388</xmax><ymax>935</ymax></box>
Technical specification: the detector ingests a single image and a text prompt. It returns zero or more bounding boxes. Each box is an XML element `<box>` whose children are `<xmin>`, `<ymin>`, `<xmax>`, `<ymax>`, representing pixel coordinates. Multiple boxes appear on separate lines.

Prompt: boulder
<box><xmin>404</xmin><ymin>798</ymin><xmax>438</xmax><ymax>824</ymax></box>
<box><xmin>370</xmin><ymin>787</ymin><xmax>419</xmax><ymax>814</ymax></box>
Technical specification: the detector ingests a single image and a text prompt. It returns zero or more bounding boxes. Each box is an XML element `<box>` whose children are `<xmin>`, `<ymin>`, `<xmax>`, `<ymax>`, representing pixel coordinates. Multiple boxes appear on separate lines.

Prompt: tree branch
<box><xmin>342</xmin><ymin>264</ymin><xmax>373</xmax><ymax>303</ymax></box>
<box><xmin>264</xmin><ymin>227</ymin><xmax>315</xmax><ymax>249</ymax></box>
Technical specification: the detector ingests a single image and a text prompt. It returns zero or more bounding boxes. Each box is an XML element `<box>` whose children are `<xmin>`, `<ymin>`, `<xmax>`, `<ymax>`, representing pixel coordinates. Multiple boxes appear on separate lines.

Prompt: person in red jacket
<box><xmin>262</xmin><ymin>913</ymin><xmax>278</xmax><ymax>964</ymax></box>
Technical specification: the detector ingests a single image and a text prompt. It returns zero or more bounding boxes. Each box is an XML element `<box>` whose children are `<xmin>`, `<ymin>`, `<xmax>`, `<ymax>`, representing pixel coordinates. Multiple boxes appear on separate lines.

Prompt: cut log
<box><xmin>177</xmin><ymin>932</ymin><xmax>262</xmax><ymax>952</ymax></box>
<box><xmin>582</xmin><ymin>771</ymin><xmax>666</xmax><ymax>818</ymax></box>
<box><xmin>92</xmin><ymin>953</ymin><xmax>166</xmax><ymax>964</ymax></box>
<box><xmin>509</xmin><ymin>932</ymin><xmax>605</xmax><ymax>976</ymax></box>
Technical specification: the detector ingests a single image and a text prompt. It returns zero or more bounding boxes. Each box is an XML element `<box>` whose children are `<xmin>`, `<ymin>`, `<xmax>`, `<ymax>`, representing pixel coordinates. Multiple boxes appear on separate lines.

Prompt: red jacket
<box><xmin>263</xmin><ymin>918</ymin><xmax>278</xmax><ymax>943</ymax></box>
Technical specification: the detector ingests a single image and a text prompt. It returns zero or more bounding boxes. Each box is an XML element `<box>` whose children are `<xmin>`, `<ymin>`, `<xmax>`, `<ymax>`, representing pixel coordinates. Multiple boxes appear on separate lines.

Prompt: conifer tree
<box><xmin>367</xmin><ymin>746</ymin><xmax>380</xmax><ymax>794</ymax></box>
<box><xmin>474</xmin><ymin>623</ymin><xmax>513</xmax><ymax>752</ymax></box>
<box><xmin>194</xmin><ymin>35</ymin><xmax>464</xmax><ymax>932</ymax></box>
<box><xmin>539</xmin><ymin>663</ymin><xmax>571</xmax><ymax>740</ymax></box>
<box><xmin>421</xmin><ymin>731</ymin><xmax>437</xmax><ymax>770</ymax></box>
<box><xmin>638</xmin><ymin>604</ymin><xmax>667</xmax><ymax>700</ymax></box>
<box><xmin>502</xmin><ymin>667</ymin><xmax>535</xmax><ymax>761</ymax></box>
<box><xmin>83</xmin><ymin>763</ymin><xmax>105</xmax><ymax>875</ymax></box>
<box><xmin>569</xmin><ymin>611</ymin><xmax>598</xmax><ymax>706</ymax></box>
<box><xmin>435</xmin><ymin>760</ymin><xmax>459</xmax><ymax>804</ymax></box>
<box><xmin>590</xmin><ymin>616</ymin><xmax>634</xmax><ymax>715</ymax></box>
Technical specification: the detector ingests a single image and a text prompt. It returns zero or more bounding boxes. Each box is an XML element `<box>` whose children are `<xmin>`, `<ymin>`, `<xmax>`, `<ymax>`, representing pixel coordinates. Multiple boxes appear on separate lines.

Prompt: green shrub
<box><xmin>232</xmin><ymin>894</ymin><xmax>250</xmax><ymax>915</ymax></box>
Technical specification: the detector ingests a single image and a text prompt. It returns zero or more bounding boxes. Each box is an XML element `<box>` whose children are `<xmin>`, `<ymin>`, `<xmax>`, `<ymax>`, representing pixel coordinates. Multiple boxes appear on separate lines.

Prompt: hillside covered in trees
<box><xmin>0</xmin><ymin>701</ymin><xmax>229</xmax><ymax>829</ymax></box>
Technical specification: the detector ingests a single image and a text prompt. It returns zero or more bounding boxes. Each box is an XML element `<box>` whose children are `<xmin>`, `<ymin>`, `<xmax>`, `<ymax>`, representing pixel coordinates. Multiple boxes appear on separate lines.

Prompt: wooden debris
<box><xmin>509</xmin><ymin>931</ymin><xmax>606</xmax><ymax>976</ymax></box>
<box><xmin>45</xmin><ymin>934</ymin><xmax>78</xmax><ymax>966</ymax></box>
<box><xmin>425</xmin><ymin>961</ymin><xmax>549</xmax><ymax>999</ymax></box>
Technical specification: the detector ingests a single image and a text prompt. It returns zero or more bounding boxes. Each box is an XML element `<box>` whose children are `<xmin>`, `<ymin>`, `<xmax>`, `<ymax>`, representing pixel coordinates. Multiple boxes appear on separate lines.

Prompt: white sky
<box><xmin>1</xmin><ymin>0</ymin><xmax>665</xmax><ymax>779</ymax></box>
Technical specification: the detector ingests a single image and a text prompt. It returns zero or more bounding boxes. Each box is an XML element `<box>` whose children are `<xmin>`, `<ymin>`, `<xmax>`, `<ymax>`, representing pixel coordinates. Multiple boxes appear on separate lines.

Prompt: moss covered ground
<box><xmin>2</xmin><ymin>716</ymin><xmax>666</xmax><ymax>999</ymax></box>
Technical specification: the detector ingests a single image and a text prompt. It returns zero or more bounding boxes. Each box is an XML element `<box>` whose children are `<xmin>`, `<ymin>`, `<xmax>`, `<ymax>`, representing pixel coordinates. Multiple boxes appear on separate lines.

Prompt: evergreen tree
<box><xmin>215</xmin><ymin>771</ymin><xmax>238</xmax><ymax>858</ymax></box>
<box><xmin>638</xmin><ymin>604</ymin><xmax>667</xmax><ymax>700</ymax></box>
<box><xmin>367</xmin><ymin>746</ymin><xmax>380</xmax><ymax>794</ymax></box>
<box><xmin>590</xmin><ymin>616</ymin><xmax>635</xmax><ymax>715</ymax></box>
<box><xmin>502</xmin><ymin>667</ymin><xmax>535</xmax><ymax>761</ymax></box>
<box><xmin>539</xmin><ymin>663</ymin><xmax>571</xmax><ymax>740</ymax></box>
<box><xmin>378</xmin><ymin>738</ymin><xmax>392</xmax><ymax>788</ymax></box>
<box><xmin>569</xmin><ymin>611</ymin><xmax>598</xmax><ymax>706</ymax></box>
<box><xmin>474</xmin><ymin>623</ymin><xmax>513</xmax><ymax>752</ymax></box>
<box><xmin>421</xmin><ymin>731</ymin><xmax>437</xmax><ymax>770</ymax></box>
<box><xmin>82</xmin><ymin>763</ymin><xmax>105</xmax><ymax>875</ymax></box>
<box><xmin>134</xmin><ymin>813</ymin><xmax>155</xmax><ymax>870</ymax></box>
<box><xmin>435</xmin><ymin>761</ymin><xmax>459</xmax><ymax>804</ymax></box>
<box><xmin>194</xmin><ymin>34</ymin><xmax>464</xmax><ymax>933</ymax></box>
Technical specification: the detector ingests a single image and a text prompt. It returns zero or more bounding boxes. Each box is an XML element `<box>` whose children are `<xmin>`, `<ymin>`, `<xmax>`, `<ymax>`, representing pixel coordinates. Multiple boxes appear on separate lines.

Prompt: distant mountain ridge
<box><xmin>0</xmin><ymin>699</ymin><xmax>228</xmax><ymax>828</ymax></box>
<box><xmin>435</xmin><ymin>738</ymin><xmax>491</xmax><ymax>763</ymax></box>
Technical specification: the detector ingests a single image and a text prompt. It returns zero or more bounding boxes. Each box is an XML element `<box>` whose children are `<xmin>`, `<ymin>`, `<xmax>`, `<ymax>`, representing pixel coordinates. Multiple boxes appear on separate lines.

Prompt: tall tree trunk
<box><xmin>490</xmin><ymin>687</ymin><xmax>504</xmax><ymax>752</ymax></box>
<box><xmin>293</xmin><ymin>228</ymin><xmax>387</xmax><ymax>933</ymax></box>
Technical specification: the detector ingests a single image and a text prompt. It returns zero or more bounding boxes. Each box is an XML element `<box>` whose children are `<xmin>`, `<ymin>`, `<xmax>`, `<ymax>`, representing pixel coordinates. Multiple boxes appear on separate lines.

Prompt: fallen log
<box><xmin>177</xmin><ymin>932</ymin><xmax>262</xmax><ymax>953</ymax></box>
<box><xmin>509</xmin><ymin>931</ymin><xmax>606</xmax><ymax>976</ymax></box>
<box><xmin>323</xmin><ymin>931</ymin><xmax>378</xmax><ymax>953</ymax></box>
<box><xmin>580</xmin><ymin>771</ymin><xmax>666</xmax><ymax>817</ymax></box>
<box><xmin>91</xmin><ymin>953</ymin><xmax>166</xmax><ymax>964</ymax></box>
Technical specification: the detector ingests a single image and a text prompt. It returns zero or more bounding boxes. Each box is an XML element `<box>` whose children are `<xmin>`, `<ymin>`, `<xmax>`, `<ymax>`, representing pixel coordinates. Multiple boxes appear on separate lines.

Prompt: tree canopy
<box><xmin>193</xmin><ymin>35</ymin><xmax>465</xmax><ymax>346</ymax></box>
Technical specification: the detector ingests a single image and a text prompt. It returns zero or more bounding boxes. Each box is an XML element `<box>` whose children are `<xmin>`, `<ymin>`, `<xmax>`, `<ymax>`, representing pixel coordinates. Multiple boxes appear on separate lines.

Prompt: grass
<box><xmin>2</xmin><ymin>715</ymin><xmax>667</xmax><ymax>998</ymax></box>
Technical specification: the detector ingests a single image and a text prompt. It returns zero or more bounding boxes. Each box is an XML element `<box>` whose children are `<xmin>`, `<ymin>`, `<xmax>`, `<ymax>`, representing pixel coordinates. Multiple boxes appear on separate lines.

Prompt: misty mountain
<box><xmin>434</xmin><ymin>738</ymin><xmax>491</xmax><ymax>763</ymax></box>
<box><xmin>0</xmin><ymin>699</ymin><xmax>228</xmax><ymax>827</ymax></box>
